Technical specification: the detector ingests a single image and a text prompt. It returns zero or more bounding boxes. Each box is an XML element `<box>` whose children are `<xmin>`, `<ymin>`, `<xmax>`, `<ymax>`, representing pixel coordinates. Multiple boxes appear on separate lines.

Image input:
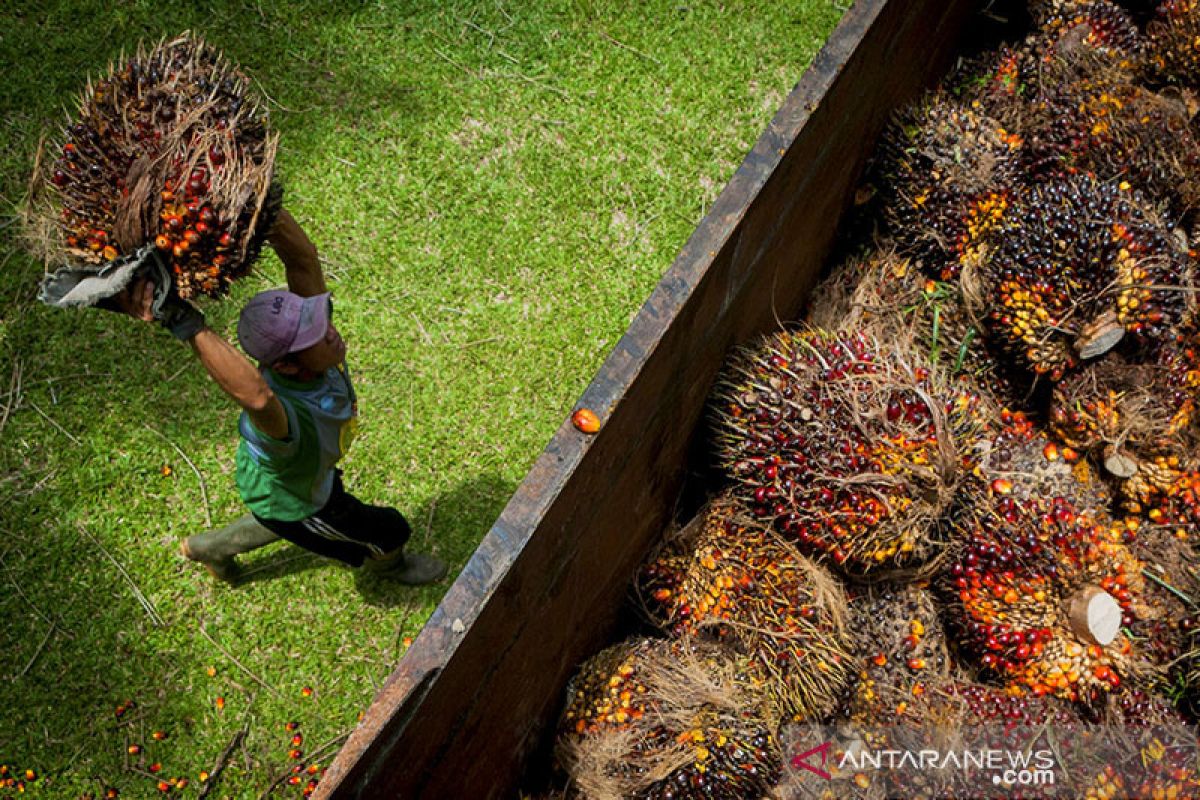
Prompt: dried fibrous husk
<box><xmin>639</xmin><ymin>496</ymin><xmax>852</xmax><ymax>720</ymax></box>
<box><xmin>556</xmin><ymin>637</ymin><xmax>782</xmax><ymax>800</ymax></box>
<box><xmin>713</xmin><ymin>325</ymin><xmax>988</xmax><ymax>581</ymax></box>
<box><xmin>1122</xmin><ymin>521</ymin><xmax>1200</xmax><ymax>682</ymax></box>
<box><xmin>25</xmin><ymin>32</ymin><xmax>280</xmax><ymax>299</ymax></box>
<box><xmin>945</xmin><ymin>412</ymin><xmax>1153</xmax><ymax>701</ymax></box>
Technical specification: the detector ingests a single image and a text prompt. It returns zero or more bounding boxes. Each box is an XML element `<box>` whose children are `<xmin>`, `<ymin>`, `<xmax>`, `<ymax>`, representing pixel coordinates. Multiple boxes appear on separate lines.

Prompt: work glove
<box><xmin>144</xmin><ymin>256</ymin><xmax>205</xmax><ymax>341</ymax></box>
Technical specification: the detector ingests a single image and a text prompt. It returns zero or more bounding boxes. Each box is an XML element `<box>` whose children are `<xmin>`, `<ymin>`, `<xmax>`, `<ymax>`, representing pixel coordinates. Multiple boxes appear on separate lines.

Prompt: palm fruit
<box><xmin>1019</xmin><ymin>61</ymin><xmax>1200</xmax><ymax>218</ymax></box>
<box><xmin>556</xmin><ymin>637</ymin><xmax>781</xmax><ymax>800</ymax></box>
<box><xmin>807</xmin><ymin>247</ymin><xmax>1020</xmax><ymax>403</ymax></box>
<box><xmin>974</xmin><ymin>174</ymin><xmax>1188</xmax><ymax>380</ymax></box>
<box><xmin>874</xmin><ymin>93</ymin><xmax>1022</xmax><ymax>280</ymax></box>
<box><xmin>28</xmin><ymin>32</ymin><xmax>280</xmax><ymax>299</ymax></box>
<box><xmin>1145</xmin><ymin>0</ymin><xmax>1200</xmax><ymax>88</ymax></box>
<box><xmin>1049</xmin><ymin>329</ymin><xmax>1200</xmax><ymax>485</ymax></box>
<box><xmin>713</xmin><ymin>326</ymin><xmax>986</xmax><ymax>580</ymax></box>
<box><xmin>841</xmin><ymin>584</ymin><xmax>950</xmax><ymax>725</ymax></box>
<box><xmin>946</xmin><ymin>410</ymin><xmax>1152</xmax><ymax>702</ymax></box>
<box><xmin>639</xmin><ymin>496</ymin><xmax>851</xmax><ymax>720</ymax></box>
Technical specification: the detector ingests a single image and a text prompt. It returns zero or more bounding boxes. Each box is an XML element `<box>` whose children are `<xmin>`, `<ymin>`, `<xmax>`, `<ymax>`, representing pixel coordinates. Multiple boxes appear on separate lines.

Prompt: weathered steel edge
<box><xmin>316</xmin><ymin>0</ymin><xmax>977</xmax><ymax>795</ymax></box>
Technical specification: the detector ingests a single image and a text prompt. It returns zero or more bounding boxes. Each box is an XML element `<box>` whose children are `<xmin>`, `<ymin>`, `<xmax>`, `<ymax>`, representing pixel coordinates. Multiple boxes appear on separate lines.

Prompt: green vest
<box><xmin>235</xmin><ymin>365</ymin><xmax>358</xmax><ymax>521</ymax></box>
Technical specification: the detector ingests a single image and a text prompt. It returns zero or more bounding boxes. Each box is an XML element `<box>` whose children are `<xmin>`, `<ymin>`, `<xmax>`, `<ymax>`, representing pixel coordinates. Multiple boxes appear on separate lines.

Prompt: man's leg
<box><xmin>256</xmin><ymin>476</ymin><xmax>446</xmax><ymax>583</ymax></box>
<box><xmin>181</xmin><ymin>514</ymin><xmax>280</xmax><ymax>582</ymax></box>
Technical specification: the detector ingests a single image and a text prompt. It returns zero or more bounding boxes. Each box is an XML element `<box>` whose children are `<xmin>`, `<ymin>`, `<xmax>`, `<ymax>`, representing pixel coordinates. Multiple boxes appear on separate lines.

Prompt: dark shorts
<box><xmin>253</xmin><ymin>472</ymin><xmax>411</xmax><ymax>567</ymax></box>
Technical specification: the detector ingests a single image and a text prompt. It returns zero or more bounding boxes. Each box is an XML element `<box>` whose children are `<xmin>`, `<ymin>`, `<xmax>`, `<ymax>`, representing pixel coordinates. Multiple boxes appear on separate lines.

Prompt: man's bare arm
<box><xmin>119</xmin><ymin>279</ymin><xmax>288</xmax><ymax>439</ymax></box>
<box><xmin>268</xmin><ymin>209</ymin><xmax>326</xmax><ymax>298</ymax></box>
<box><xmin>189</xmin><ymin>328</ymin><xmax>289</xmax><ymax>439</ymax></box>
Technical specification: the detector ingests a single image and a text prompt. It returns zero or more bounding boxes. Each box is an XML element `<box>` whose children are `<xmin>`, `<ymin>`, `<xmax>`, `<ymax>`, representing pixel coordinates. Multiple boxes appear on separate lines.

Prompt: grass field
<box><xmin>0</xmin><ymin>1</ymin><xmax>843</xmax><ymax>795</ymax></box>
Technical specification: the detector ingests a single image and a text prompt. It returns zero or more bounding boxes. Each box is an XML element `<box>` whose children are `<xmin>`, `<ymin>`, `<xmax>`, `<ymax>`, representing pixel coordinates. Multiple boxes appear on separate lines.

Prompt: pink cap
<box><xmin>237</xmin><ymin>290</ymin><xmax>331</xmax><ymax>364</ymax></box>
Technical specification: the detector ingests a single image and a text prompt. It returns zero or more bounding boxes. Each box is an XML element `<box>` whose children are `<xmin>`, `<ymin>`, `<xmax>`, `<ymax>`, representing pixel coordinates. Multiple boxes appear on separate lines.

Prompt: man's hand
<box><xmin>113</xmin><ymin>277</ymin><xmax>156</xmax><ymax>322</ymax></box>
<box><xmin>112</xmin><ymin>276</ymin><xmax>206</xmax><ymax>341</ymax></box>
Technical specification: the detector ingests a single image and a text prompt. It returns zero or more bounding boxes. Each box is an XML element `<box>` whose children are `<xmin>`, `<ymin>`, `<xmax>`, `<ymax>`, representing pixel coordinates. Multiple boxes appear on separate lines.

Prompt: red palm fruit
<box><xmin>714</xmin><ymin>326</ymin><xmax>986</xmax><ymax>579</ymax></box>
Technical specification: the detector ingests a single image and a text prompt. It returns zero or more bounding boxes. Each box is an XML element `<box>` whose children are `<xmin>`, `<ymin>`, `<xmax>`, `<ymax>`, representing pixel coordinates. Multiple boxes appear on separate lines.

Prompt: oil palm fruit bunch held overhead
<box><xmin>29</xmin><ymin>32</ymin><xmax>280</xmax><ymax>306</ymax></box>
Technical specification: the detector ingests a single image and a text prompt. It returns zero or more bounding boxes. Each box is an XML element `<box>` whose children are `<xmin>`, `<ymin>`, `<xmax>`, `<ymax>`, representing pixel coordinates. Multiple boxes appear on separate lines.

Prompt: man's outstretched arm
<box><xmin>269</xmin><ymin>209</ymin><xmax>326</xmax><ymax>298</ymax></box>
<box><xmin>119</xmin><ymin>279</ymin><xmax>289</xmax><ymax>439</ymax></box>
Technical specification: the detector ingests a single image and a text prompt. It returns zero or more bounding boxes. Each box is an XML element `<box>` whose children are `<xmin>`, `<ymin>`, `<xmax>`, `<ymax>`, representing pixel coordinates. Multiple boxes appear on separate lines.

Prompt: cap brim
<box><xmin>288</xmin><ymin>292</ymin><xmax>331</xmax><ymax>353</ymax></box>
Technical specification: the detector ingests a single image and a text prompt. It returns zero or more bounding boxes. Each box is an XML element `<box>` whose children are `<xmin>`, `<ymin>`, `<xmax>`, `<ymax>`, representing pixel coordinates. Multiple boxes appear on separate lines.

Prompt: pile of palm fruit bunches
<box><xmin>547</xmin><ymin>2</ymin><xmax>1200</xmax><ymax>798</ymax></box>
<box><xmin>27</xmin><ymin>32</ymin><xmax>280</xmax><ymax>301</ymax></box>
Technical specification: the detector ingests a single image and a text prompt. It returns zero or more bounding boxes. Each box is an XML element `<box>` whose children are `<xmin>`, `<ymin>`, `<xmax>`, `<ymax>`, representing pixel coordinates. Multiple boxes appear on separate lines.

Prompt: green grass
<box><xmin>0</xmin><ymin>1</ymin><xmax>844</xmax><ymax>795</ymax></box>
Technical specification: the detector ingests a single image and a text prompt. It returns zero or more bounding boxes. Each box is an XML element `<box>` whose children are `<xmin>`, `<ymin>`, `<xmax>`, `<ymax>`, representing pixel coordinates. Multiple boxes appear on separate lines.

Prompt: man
<box><xmin>119</xmin><ymin>209</ymin><xmax>446</xmax><ymax>585</ymax></box>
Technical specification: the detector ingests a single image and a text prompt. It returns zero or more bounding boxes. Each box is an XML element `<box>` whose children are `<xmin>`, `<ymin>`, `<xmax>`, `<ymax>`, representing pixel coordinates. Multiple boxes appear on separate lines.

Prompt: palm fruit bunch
<box><xmin>873</xmin><ymin>92</ymin><xmax>1022</xmax><ymax>280</ymax></box>
<box><xmin>713</xmin><ymin>326</ymin><xmax>986</xmax><ymax>580</ymax></box>
<box><xmin>974</xmin><ymin>173</ymin><xmax>1187</xmax><ymax>380</ymax></box>
<box><xmin>945</xmin><ymin>410</ymin><xmax>1151</xmax><ymax>701</ymax></box>
<box><xmin>556</xmin><ymin>637</ymin><xmax>782</xmax><ymax>800</ymax></box>
<box><xmin>1019</xmin><ymin>62</ymin><xmax>1200</xmax><ymax>215</ymax></box>
<box><xmin>29</xmin><ymin>33</ymin><xmax>280</xmax><ymax>299</ymax></box>
<box><xmin>1048</xmin><ymin>330</ymin><xmax>1200</xmax><ymax>486</ymax></box>
<box><xmin>1122</xmin><ymin>523</ymin><xmax>1200</xmax><ymax>682</ymax></box>
<box><xmin>840</xmin><ymin>584</ymin><xmax>950</xmax><ymax>725</ymax></box>
<box><xmin>807</xmin><ymin>247</ymin><xmax>1022</xmax><ymax>403</ymax></box>
<box><xmin>639</xmin><ymin>497</ymin><xmax>851</xmax><ymax>720</ymax></box>
<box><xmin>1033</xmin><ymin>0</ymin><xmax>1144</xmax><ymax>63</ymax></box>
<box><xmin>1084</xmin><ymin>689</ymin><xmax>1200</xmax><ymax>799</ymax></box>
<box><xmin>1145</xmin><ymin>0</ymin><xmax>1200</xmax><ymax>87</ymax></box>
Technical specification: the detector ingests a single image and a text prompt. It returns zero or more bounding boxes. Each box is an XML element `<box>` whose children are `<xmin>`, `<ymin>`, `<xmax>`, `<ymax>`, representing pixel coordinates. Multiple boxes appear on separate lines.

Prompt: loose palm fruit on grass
<box><xmin>840</xmin><ymin>584</ymin><xmax>950</xmax><ymax>725</ymax></box>
<box><xmin>1146</xmin><ymin>0</ymin><xmax>1200</xmax><ymax>89</ymax></box>
<box><xmin>975</xmin><ymin>174</ymin><xmax>1188</xmax><ymax>379</ymax></box>
<box><xmin>640</xmin><ymin>496</ymin><xmax>851</xmax><ymax>720</ymax></box>
<box><xmin>557</xmin><ymin>637</ymin><xmax>781</xmax><ymax>800</ymax></box>
<box><xmin>714</xmin><ymin>326</ymin><xmax>987</xmax><ymax>579</ymax></box>
<box><xmin>27</xmin><ymin>32</ymin><xmax>281</xmax><ymax>299</ymax></box>
<box><xmin>945</xmin><ymin>413</ymin><xmax>1149</xmax><ymax>702</ymax></box>
<box><xmin>874</xmin><ymin>93</ymin><xmax>1022</xmax><ymax>279</ymax></box>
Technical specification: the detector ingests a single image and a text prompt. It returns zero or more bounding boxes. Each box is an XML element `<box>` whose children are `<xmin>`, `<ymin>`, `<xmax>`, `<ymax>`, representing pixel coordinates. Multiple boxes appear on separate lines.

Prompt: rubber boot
<box><xmin>362</xmin><ymin>549</ymin><xmax>448</xmax><ymax>585</ymax></box>
<box><xmin>180</xmin><ymin>514</ymin><xmax>279</xmax><ymax>583</ymax></box>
